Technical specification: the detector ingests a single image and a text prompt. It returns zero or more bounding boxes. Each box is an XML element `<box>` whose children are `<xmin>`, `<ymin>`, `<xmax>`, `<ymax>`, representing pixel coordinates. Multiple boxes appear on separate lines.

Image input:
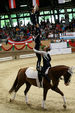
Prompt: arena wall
<box><xmin>0</xmin><ymin>40</ymin><xmax>75</xmax><ymax>62</ymax></box>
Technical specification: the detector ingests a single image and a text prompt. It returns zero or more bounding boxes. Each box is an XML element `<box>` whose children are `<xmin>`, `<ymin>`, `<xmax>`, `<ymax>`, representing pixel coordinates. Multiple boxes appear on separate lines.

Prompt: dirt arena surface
<box><xmin>0</xmin><ymin>53</ymin><xmax>75</xmax><ymax>113</ymax></box>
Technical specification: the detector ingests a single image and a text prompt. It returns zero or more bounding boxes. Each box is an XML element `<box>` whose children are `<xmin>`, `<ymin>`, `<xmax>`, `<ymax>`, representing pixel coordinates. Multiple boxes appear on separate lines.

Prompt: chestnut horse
<box><xmin>9</xmin><ymin>65</ymin><xmax>73</xmax><ymax>109</ymax></box>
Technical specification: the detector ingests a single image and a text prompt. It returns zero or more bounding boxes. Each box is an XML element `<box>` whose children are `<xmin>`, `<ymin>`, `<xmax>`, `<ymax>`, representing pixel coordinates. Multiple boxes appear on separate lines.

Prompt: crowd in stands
<box><xmin>0</xmin><ymin>17</ymin><xmax>75</xmax><ymax>42</ymax></box>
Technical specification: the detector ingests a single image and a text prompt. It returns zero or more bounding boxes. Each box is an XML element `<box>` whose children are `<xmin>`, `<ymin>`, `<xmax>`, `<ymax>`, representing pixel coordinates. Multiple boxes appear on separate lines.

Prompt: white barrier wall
<box><xmin>0</xmin><ymin>42</ymin><xmax>72</xmax><ymax>62</ymax></box>
<box><xmin>49</xmin><ymin>48</ymin><xmax>71</xmax><ymax>55</ymax></box>
<box><xmin>0</xmin><ymin>56</ymin><xmax>13</xmax><ymax>62</ymax></box>
<box><xmin>49</xmin><ymin>42</ymin><xmax>72</xmax><ymax>55</ymax></box>
<box><xmin>50</xmin><ymin>42</ymin><xmax>67</xmax><ymax>49</ymax></box>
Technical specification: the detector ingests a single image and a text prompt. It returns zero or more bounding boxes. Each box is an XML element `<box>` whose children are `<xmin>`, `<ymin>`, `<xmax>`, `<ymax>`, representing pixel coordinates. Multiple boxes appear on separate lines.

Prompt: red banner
<box><xmin>8</xmin><ymin>36</ymin><xmax>33</xmax><ymax>45</ymax></box>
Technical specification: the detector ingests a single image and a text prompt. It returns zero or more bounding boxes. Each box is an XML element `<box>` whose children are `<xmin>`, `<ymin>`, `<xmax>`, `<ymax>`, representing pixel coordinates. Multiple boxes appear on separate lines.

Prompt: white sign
<box><xmin>50</xmin><ymin>42</ymin><xmax>67</xmax><ymax>49</ymax></box>
<box><xmin>49</xmin><ymin>48</ymin><xmax>71</xmax><ymax>55</ymax></box>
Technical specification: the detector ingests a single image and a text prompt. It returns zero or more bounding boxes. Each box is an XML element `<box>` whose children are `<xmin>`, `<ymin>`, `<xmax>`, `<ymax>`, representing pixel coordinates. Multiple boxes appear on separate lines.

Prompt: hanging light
<box><xmin>20</xmin><ymin>5</ymin><xmax>27</xmax><ymax>7</ymax></box>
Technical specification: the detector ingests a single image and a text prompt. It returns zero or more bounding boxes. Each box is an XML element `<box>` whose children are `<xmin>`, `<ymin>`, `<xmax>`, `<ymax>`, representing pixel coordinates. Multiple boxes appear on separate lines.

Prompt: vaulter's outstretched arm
<box><xmin>33</xmin><ymin>48</ymin><xmax>46</xmax><ymax>55</ymax></box>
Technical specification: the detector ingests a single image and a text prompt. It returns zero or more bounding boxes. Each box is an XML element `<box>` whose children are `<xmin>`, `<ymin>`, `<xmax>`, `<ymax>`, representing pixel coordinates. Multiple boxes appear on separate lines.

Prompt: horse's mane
<box><xmin>52</xmin><ymin>65</ymin><xmax>69</xmax><ymax>68</ymax></box>
<box><xmin>50</xmin><ymin>65</ymin><xmax>69</xmax><ymax>72</ymax></box>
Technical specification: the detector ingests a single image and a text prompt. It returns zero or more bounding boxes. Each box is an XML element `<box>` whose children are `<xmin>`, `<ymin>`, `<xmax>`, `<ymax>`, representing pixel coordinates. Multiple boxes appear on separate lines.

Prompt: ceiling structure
<box><xmin>0</xmin><ymin>0</ymin><xmax>75</xmax><ymax>14</ymax></box>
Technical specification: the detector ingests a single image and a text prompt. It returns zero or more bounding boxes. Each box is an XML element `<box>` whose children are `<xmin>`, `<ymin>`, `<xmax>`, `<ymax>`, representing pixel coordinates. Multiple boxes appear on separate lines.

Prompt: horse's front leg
<box><xmin>51</xmin><ymin>87</ymin><xmax>67</xmax><ymax>109</ymax></box>
<box><xmin>42</xmin><ymin>88</ymin><xmax>48</xmax><ymax>109</ymax></box>
<box><xmin>62</xmin><ymin>95</ymin><xmax>66</xmax><ymax>109</ymax></box>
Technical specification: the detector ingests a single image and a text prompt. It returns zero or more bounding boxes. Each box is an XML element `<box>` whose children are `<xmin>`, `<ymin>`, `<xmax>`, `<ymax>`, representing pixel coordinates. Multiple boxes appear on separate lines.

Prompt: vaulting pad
<box><xmin>25</xmin><ymin>67</ymin><xmax>38</xmax><ymax>79</ymax></box>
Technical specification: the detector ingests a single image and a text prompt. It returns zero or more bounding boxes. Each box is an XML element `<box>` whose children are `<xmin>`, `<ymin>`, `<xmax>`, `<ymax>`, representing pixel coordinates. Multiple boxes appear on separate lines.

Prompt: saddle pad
<box><xmin>25</xmin><ymin>67</ymin><xmax>38</xmax><ymax>79</ymax></box>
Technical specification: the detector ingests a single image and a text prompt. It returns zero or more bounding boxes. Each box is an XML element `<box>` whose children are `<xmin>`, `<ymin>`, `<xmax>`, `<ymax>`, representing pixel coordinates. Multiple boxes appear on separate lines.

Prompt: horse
<box><xmin>9</xmin><ymin>65</ymin><xmax>73</xmax><ymax>109</ymax></box>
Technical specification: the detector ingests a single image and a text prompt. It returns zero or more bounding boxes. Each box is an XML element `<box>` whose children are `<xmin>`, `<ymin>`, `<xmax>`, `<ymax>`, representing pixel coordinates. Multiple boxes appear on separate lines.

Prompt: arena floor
<box><xmin>0</xmin><ymin>53</ymin><xmax>75</xmax><ymax>113</ymax></box>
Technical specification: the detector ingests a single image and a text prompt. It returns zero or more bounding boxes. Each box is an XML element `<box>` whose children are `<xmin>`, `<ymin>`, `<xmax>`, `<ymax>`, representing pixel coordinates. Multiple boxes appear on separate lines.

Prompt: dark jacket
<box><xmin>42</xmin><ymin>53</ymin><xmax>51</xmax><ymax>72</ymax></box>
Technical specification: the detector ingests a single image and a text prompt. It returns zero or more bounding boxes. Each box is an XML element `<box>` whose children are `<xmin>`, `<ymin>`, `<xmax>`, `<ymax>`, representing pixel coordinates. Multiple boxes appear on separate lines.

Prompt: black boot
<box><xmin>38</xmin><ymin>70</ymin><xmax>42</xmax><ymax>87</ymax></box>
<box><xmin>36</xmin><ymin>61</ymin><xmax>40</xmax><ymax>71</ymax></box>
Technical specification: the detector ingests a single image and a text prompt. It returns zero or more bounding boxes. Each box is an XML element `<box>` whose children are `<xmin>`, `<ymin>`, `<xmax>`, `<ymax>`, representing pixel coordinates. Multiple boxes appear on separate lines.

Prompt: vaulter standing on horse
<box><xmin>33</xmin><ymin>46</ymin><xmax>51</xmax><ymax>84</ymax></box>
<box><xmin>30</xmin><ymin>5</ymin><xmax>51</xmax><ymax>85</ymax></box>
<box><xmin>34</xmin><ymin>23</ymin><xmax>41</xmax><ymax>70</ymax></box>
<box><xmin>30</xmin><ymin>5</ymin><xmax>41</xmax><ymax>70</ymax></box>
<box><xmin>30</xmin><ymin>4</ymin><xmax>39</xmax><ymax>26</ymax></box>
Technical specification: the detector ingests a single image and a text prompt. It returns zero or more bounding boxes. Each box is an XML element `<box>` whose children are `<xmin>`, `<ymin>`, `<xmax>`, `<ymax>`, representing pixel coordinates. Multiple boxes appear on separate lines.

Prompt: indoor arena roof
<box><xmin>0</xmin><ymin>0</ymin><xmax>75</xmax><ymax>14</ymax></box>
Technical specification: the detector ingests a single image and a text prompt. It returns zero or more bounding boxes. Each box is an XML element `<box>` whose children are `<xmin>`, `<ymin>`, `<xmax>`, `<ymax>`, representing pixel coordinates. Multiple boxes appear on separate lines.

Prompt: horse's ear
<box><xmin>68</xmin><ymin>67</ymin><xmax>73</xmax><ymax>75</ymax></box>
<box><xmin>71</xmin><ymin>66</ymin><xmax>75</xmax><ymax>70</ymax></box>
<box><xmin>68</xmin><ymin>66</ymin><xmax>75</xmax><ymax>75</ymax></box>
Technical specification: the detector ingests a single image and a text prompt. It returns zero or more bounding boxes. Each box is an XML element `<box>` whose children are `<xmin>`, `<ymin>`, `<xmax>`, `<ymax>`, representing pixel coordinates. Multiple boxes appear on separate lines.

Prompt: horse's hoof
<box><xmin>10</xmin><ymin>99</ymin><xmax>12</xmax><ymax>102</ymax></box>
<box><xmin>25</xmin><ymin>102</ymin><xmax>28</xmax><ymax>105</ymax></box>
<box><xmin>10</xmin><ymin>98</ymin><xmax>14</xmax><ymax>102</ymax></box>
<box><xmin>63</xmin><ymin>104</ymin><xmax>67</xmax><ymax>109</ymax></box>
<box><xmin>27</xmin><ymin>103</ymin><xmax>31</xmax><ymax>106</ymax></box>
<box><xmin>42</xmin><ymin>108</ymin><xmax>47</xmax><ymax>110</ymax></box>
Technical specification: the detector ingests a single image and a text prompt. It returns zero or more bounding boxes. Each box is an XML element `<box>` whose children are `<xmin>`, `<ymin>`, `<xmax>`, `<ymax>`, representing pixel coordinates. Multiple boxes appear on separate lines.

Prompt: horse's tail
<box><xmin>9</xmin><ymin>69</ymin><xmax>22</xmax><ymax>94</ymax></box>
<box><xmin>9</xmin><ymin>76</ymin><xmax>18</xmax><ymax>94</ymax></box>
<box><xmin>9</xmin><ymin>68</ymin><xmax>26</xmax><ymax>94</ymax></box>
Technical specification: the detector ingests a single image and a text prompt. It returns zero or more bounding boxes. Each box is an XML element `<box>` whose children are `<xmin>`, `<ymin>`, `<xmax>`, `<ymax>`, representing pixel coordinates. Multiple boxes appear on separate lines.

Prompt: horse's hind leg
<box><xmin>24</xmin><ymin>82</ymin><xmax>31</xmax><ymax>104</ymax></box>
<box><xmin>10</xmin><ymin>83</ymin><xmax>24</xmax><ymax>102</ymax></box>
<box><xmin>10</xmin><ymin>92</ymin><xmax>16</xmax><ymax>102</ymax></box>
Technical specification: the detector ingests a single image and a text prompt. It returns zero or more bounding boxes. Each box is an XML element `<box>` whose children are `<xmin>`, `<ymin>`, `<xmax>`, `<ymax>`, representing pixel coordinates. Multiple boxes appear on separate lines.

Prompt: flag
<box><xmin>8</xmin><ymin>0</ymin><xmax>16</xmax><ymax>9</ymax></box>
<box><xmin>32</xmin><ymin>0</ymin><xmax>39</xmax><ymax>7</ymax></box>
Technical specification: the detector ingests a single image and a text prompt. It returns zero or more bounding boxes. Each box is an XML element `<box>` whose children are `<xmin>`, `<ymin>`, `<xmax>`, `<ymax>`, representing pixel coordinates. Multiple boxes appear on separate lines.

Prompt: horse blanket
<box><xmin>25</xmin><ymin>67</ymin><xmax>43</xmax><ymax>87</ymax></box>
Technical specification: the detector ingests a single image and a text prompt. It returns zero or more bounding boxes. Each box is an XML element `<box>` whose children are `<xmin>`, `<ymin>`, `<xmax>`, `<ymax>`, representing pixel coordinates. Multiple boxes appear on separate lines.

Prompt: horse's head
<box><xmin>64</xmin><ymin>67</ymin><xmax>73</xmax><ymax>86</ymax></box>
